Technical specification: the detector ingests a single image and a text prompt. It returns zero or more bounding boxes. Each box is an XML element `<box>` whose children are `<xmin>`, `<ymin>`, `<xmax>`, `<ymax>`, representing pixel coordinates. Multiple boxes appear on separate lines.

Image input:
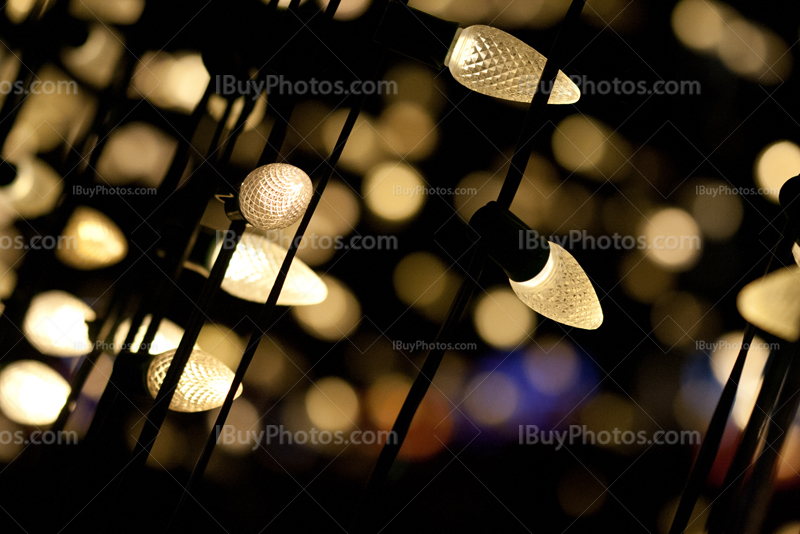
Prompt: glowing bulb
<box><xmin>794</xmin><ymin>242</ymin><xmax>800</xmax><ymax>267</ymax></box>
<box><xmin>445</xmin><ymin>25</ymin><xmax>580</xmax><ymax>104</ymax></box>
<box><xmin>0</xmin><ymin>360</ymin><xmax>69</xmax><ymax>426</ymax></box>
<box><xmin>509</xmin><ymin>242</ymin><xmax>603</xmax><ymax>329</ymax></box>
<box><xmin>114</xmin><ymin>315</ymin><xmax>190</xmax><ymax>355</ymax></box>
<box><xmin>210</xmin><ymin>231</ymin><xmax>327</xmax><ymax>306</ymax></box>
<box><xmin>238</xmin><ymin>163</ymin><xmax>313</xmax><ymax>231</ymax></box>
<box><xmin>56</xmin><ymin>206</ymin><xmax>128</xmax><ymax>270</ymax></box>
<box><xmin>23</xmin><ymin>291</ymin><xmax>96</xmax><ymax>357</ymax></box>
<box><xmin>0</xmin><ymin>159</ymin><xmax>63</xmax><ymax>222</ymax></box>
<box><xmin>146</xmin><ymin>349</ymin><xmax>243</xmax><ymax>413</ymax></box>
<box><xmin>737</xmin><ymin>266</ymin><xmax>800</xmax><ymax>342</ymax></box>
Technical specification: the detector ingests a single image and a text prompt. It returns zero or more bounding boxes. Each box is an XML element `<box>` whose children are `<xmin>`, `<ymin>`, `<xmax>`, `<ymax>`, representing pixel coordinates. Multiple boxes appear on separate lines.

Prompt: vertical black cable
<box><xmin>668</xmin><ymin>225</ymin><xmax>789</xmax><ymax>534</ymax></box>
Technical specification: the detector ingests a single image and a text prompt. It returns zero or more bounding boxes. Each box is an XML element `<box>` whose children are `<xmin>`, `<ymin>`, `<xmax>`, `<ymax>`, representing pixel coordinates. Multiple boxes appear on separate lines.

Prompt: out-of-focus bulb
<box><xmin>56</xmin><ymin>206</ymin><xmax>128</xmax><ymax>270</ymax></box>
<box><xmin>737</xmin><ymin>266</ymin><xmax>800</xmax><ymax>342</ymax></box>
<box><xmin>114</xmin><ymin>315</ymin><xmax>192</xmax><ymax>355</ymax></box>
<box><xmin>445</xmin><ymin>25</ymin><xmax>580</xmax><ymax>104</ymax></box>
<box><xmin>509</xmin><ymin>242</ymin><xmax>603</xmax><ymax>329</ymax></box>
<box><xmin>0</xmin><ymin>360</ymin><xmax>70</xmax><ymax>426</ymax></box>
<box><xmin>0</xmin><ymin>159</ymin><xmax>63</xmax><ymax>223</ymax></box>
<box><xmin>209</xmin><ymin>230</ymin><xmax>327</xmax><ymax>305</ymax></box>
<box><xmin>793</xmin><ymin>242</ymin><xmax>800</xmax><ymax>267</ymax></box>
<box><xmin>238</xmin><ymin>163</ymin><xmax>313</xmax><ymax>231</ymax></box>
<box><xmin>146</xmin><ymin>349</ymin><xmax>243</xmax><ymax>413</ymax></box>
<box><xmin>23</xmin><ymin>291</ymin><xmax>96</xmax><ymax>357</ymax></box>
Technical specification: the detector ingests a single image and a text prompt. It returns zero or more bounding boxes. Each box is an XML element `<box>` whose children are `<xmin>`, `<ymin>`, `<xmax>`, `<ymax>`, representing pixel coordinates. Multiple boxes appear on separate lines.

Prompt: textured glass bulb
<box><xmin>210</xmin><ymin>230</ymin><xmax>328</xmax><ymax>306</ymax></box>
<box><xmin>239</xmin><ymin>163</ymin><xmax>313</xmax><ymax>231</ymax></box>
<box><xmin>446</xmin><ymin>25</ymin><xmax>580</xmax><ymax>105</ymax></box>
<box><xmin>509</xmin><ymin>242</ymin><xmax>603</xmax><ymax>329</ymax></box>
<box><xmin>0</xmin><ymin>360</ymin><xmax>70</xmax><ymax>426</ymax></box>
<box><xmin>23</xmin><ymin>291</ymin><xmax>96</xmax><ymax>357</ymax></box>
<box><xmin>737</xmin><ymin>266</ymin><xmax>800</xmax><ymax>342</ymax></box>
<box><xmin>146</xmin><ymin>349</ymin><xmax>243</xmax><ymax>413</ymax></box>
<box><xmin>56</xmin><ymin>206</ymin><xmax>128</xmax><ymax>270</ymax></box>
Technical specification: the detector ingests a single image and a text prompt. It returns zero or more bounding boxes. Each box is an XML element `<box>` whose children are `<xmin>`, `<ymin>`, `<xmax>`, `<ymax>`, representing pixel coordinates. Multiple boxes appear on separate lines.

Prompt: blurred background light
<box><xmin>362</xmin><ymin>162</ymin><xmax>426</xmax><ymax>223</ymax></box>
<box><xmin>56</xmin><ymin>206</ymin><xmax>128</xmax><ymax>270</ymax></box>
<box><xmin>463</xmin><ymin>371</ymin><xmax>519</xmax><ymax>426</ymax></box>
<box><xmin>0</xmin><ymin>360</ymin><xmax>70</xmax><ymax>426</ymax></box>
<box><xmin>755</xmin><ymin>140</ymin><xmax>800</xmax><ymax>204</ymax></box>
<box><xmin>472</xmin><ymin>287</ymin><xmax>536</xmax><ymax>349</ymax></box>
<box><xmin>23</xmin><ymin>290</ymin><xmax>95</xmax><ymax>357</ymax></box>
<box><xmin>291</xmin><ymin>276</ymin><xmax>361</xmax><ymax>341</ymax></box>
<box><xmin>305</xmin><ymin>376</ymin><xmax>359</xmax><ymax>432</ymax></box>
<box><xmin>641</xmin><ymin>207</ymin><xmax>702</xmax><ymax>271</ymax></box>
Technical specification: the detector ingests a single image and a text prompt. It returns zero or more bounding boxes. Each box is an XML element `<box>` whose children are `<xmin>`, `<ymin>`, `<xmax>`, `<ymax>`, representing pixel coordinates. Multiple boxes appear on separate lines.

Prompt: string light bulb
<box><xmin>737</xmin><ymin>266</ymin><xmax>800</xmax><ymax>342</ymax></box>
<box><xmin>146</xmin><ymin>349</ymin><xmax>243</xmax><ymax>413</ymax></box>
<box><xmin>0</xmin><ymin>360</ymin><xmax>70</xmax><ymax>426</ymax></box>
<box><xmin>209</xmin><ymin>230</ymin><xmax>327</xmax><ymax>305</ymax></box>
<box><xmin>238</xmin><ymin>163</ymin><xmax>313</xmax><ymax>231</ymax></box>
<box><xmin>23</xmin><ymin>291</ymin><xmax>96</xmax><ymax>357</ymax></box>
<box><xmin>469</xmin><ymin>202</ymin><xmax>602</xmax><ymax>330</ymax></box>
<box><xmin>509</xmin><ymin>242</ymin><xmax>603</xmax><ymax>330</ymax></box>
<box><xmin>794</xmin><ymin>242</ymin><xmax>800</xmax><ymax>267</ymax></box>
<box><xmin>445</xmin><ymin>25</ymin><xmax>580</xmax><ymax>104</ymax></box>
<box><xmin>56</xmin><ymin>206</ymin><xmax>128</xmax><ymax>270</ymax></box>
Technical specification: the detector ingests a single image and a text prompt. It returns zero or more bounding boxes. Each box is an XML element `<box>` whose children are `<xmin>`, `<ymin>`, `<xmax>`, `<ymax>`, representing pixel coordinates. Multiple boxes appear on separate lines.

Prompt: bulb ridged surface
<box><xmin>239</xmin><ymin>163</ymin><xmax>312</xmax><ymax>231</ymax></box>
<box><xmin>216</xmin><ymin>231</ymin><xmax>327</xmax><ymax>306</ymax></box>
<box><xmin>23</xmin><ymin>291</ymin><xmax>96</xmax><ymax>357</ymax></box>
<box><xmin>448</xmin><ymin>25</ymin><xmax>580</xmax><ymax>104</ymax></box>
<box><xmin>510</xmin><ymin>242</ymin><xmax>603</xmax><ymax>329</ymax></box>
<box><xmin>0</xmin><ymin>360</ymin><xmax>70</xmax><ymax>426</ymax></box>
<box><xmin>147</xmin><ymin>349</ymin><xmax>243</xmax><ymax>413</ymax></box>
<box><xmin>737</xmin><ymin>265</ymin><xmax>800</xmax><ymax>342</ymax></box>
<box><xmin>56</xmin><ymin>206</ymin><xmax>128</xmax><ymax>270</ymax></box>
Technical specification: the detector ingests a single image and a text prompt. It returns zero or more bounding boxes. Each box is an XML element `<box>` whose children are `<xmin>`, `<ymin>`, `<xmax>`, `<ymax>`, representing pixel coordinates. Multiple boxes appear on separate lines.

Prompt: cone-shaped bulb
<box><xmin>0</xmin><ymin>360</ymin><xmax>70</xmax><ymax>425</ymax></box>
<box><xmin>446</xmin><ymin>25</ymin><xmax>580</xmax><ymax>105</ymax></box>
<box><xmin>146</xmin><ymin>349</ymin><xmax>243</xmax><ymax>413</ymax></box>
<box><xmin>793</xmin><ymin>242</ymin><xmax>800</xmax><ymax>268</ymax></box>
<box><xmin>238</xmin><ymin>163</ymin><xmax>313</xmax><ymax>231</ymax></box>
<box><xmin>737</xmin><ymin>266</ymin><xmax>800</xmax><ymax>342</ymax></box>
<box><xmin>23</xmin><ymin>291</ymin><xmax>96</xmax><ymax>357</ymax></box>
<box><xmin>210</xmin><ymin>230</ymin><xmax>327</xmax><ymax>306</ymax></box>
<box><xmin>56</xmin><ymin>206</ymin><xmax>128</xmax><ymax>270</ymax></box>
<box><xmin>509</xmin><ymin>242</ymin><xmax>603</xmax><ymax>329</ymax></box>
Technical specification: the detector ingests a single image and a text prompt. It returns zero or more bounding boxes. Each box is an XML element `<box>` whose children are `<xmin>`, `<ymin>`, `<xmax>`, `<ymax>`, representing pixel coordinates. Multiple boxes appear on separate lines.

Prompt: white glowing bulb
<box><xmin>56</xmin><ymin>206</ymin><xmax>128</xmax><ymax>270</ymax></box>
<box><xmin>445</xmin><ymin>25</ymin><xmax>580</xmax><ymax>105</ymax></box>
<box><xmin>146</xmin><ymin>349</ymin><xmax>243</xmax><ymax>413</ymax></box>
<box><xmin>0</xmin><ymin>360</ymin><xmax>70</xmax><ymax>426</ymax></box>
<box><xmin>509</xmin><ymin>242</ymin><xmax>603</xmax><ymax>330</ymax></box>
<box><xmin>23</xmin><ymin>291</ymin><xmax>96</xmax><ymax>357</ymax></box>
<box><xmin>793</xmin><ymin>242</ymin><xmax>800</xmax><ymax>268</ymax></box>
<box><xmin>737</xmin><ymin>266</ymin><xmax>800</xmax><ymax>342</ymax></box>
<box><xmin>114</xmin><ymin>315</ymin><xmax>192</xmax><ymax>355</ymax></box>
<box><xmin>210</xmin><ymin>230</ymin><xmax>327</xmax><ymax>306</ymax></box>
<box><xmin>239</xmin><ymin>163</ymin><xmax>313</xmax><ymax>231</ymax></box>
<box><xmin>0</xmin><ymin>159</ymin><xmax>63</xmax><ymax>222</ymax></box>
